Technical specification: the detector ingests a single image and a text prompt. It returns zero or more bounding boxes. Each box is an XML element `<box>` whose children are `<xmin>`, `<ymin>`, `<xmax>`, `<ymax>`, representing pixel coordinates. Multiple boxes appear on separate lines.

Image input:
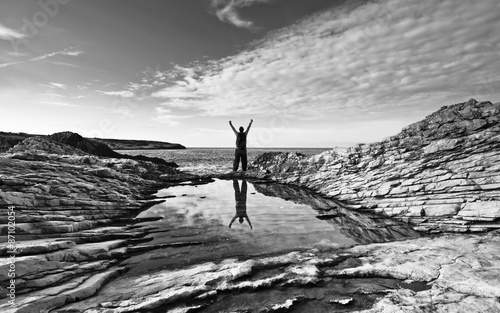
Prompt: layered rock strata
<box><xmin>0</xmin><ymin>136</ymin><xmax>181</xmax><ymax>312</ymax></box>
<box><xmin>250</xmin><ymin>99</ymin><xmax>500</xmax><ymax>233</ymax></box>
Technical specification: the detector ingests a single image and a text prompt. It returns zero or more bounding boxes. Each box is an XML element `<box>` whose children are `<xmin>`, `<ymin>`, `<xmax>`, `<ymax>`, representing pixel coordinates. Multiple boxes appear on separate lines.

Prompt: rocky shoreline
<box><xmin>249</xmin><ymin>99</ymin><xmax>500</xmax><ymax>234</ymax></box>
<box><xmin>1</xmin><ymin>98</ymin><xmax>499</xmax><ymax>312</ymax></box>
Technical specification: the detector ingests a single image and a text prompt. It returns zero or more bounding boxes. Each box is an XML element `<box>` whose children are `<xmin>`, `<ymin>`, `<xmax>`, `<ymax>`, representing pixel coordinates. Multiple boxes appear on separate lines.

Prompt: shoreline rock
<box><xmin>0</xmin><ymin>135</ymin><xmax>182</xmax><ymax>311</ymax></box>
<box><xmin>250</xmin><ymin>99</ymin><xmax>500</xmax><ymax>233</ymax></box>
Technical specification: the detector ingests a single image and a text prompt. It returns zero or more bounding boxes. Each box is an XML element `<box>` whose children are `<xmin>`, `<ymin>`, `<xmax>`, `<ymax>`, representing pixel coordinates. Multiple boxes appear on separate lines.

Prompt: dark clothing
<box><xmin>233</xmin><ymin>149</ymin><xmax>247</xmax><ymax>171</ymax></box>
<box><xmin>236</xmin><ymin>132</ymin><xmax>247</xmax><ymax>150</ymax></box>
<box><xmin>229</xmin><ymin>179</ymin><xmax>252</xmax><ymax>229</ymax></box>
<box><xmin>234</xmin><ymin>179</ymin><xmax>247</xmax><ymax>215</ymax></box>
<box><xmin>229</xmin><ymin>121</ymin><xmax>252</xmax><ymax>172</ymax></box>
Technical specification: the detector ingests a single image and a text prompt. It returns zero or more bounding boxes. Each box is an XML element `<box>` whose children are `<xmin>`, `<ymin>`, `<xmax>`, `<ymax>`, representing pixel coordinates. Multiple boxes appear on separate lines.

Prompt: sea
<box><xmin>118</xmin><ymin>147</ymin><xmax>330</xmax><ymax>175</ymax></box>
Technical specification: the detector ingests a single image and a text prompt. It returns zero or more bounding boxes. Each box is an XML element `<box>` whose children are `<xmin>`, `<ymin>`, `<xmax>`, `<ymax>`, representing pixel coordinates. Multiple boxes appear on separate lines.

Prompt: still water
<box><xmin>129</xmin><ymin>179</ymin><xmax>419</xmax><ymax>274</ymax></box>
<box><xmin>140</xmin><ymin>179</ymin><xmax>357</xmax><ymax>252</ymax></box>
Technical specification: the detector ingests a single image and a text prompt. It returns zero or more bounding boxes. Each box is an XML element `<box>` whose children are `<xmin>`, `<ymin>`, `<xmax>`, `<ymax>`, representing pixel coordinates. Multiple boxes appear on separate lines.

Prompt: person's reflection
<box><xmin>229</xmin><ymin>179</ymin><xmax>252</xmax><ymax>229</ymax></box>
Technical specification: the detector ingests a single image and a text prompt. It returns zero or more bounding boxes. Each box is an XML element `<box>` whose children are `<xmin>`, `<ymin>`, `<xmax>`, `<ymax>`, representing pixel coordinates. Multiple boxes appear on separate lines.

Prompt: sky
<box><xmin>1</xmin><ymin>0</ymin><xmax>499</xmax><ymax>148</ymax></box>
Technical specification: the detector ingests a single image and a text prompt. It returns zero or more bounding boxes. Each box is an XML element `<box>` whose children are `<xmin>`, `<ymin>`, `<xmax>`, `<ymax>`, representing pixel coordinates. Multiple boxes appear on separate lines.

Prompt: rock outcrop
<box><xmin>47</xmin><ymin>131</ymin><xmax>179</xmax><ymax>168</ymax></box>
<box><xmin>250</xmin><ymin>99</ymin><xmax>500</xmax><ymax>233</ymax></box>
<box><xmin>48</xmin><ymin>132</ymin><xmax>122</xmax><ymax>158</ymax></box>
<box><xmin>0</xmin><ymin>136</ymin><xmax>185</xmax><ymax>311</ymax></box>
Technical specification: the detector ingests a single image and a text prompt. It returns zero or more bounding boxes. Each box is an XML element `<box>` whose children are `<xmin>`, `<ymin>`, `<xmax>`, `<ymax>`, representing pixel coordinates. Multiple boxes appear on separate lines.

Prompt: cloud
<box><xmin>0</xmin><ymin>23</ymin><xmax>25</xmax><ymax>40</ymax></box>
<box><xmin>41</xmin><ymin>93</ymin><xmax>66</xmax><ymax>98</ymax></box>
<box><xmin>97</xmin><ymin>90</ymin><xmax>135</xmax><ymax>98</ymax></box>
<box><xmin>0</xmin><ymin>47</ymin><xmax>83</xmax><ymax>69</ymax></box>
<box><xmin>40</xmin><ymin>82</ymin><xmax>67</xmax><ymax>89</ymax></box>
<box><xmin>153</xmin><ymin>107</ymin><xmax>193</xmax><ymax>126</ymax></box>
<box><xmin>151</xmin><ymin>86</ymin><xmax>203</xmax><ymax>99</ymax></box>
<box><xmin>47</xmin><ymin>61</ymin><xmax>80</xmax><ymax>68</ymax></box>
<box><xmin>153</xmin><ymin>0</ymin><xmax>500</xmax><ymax>121</ymax></box>
<box><xmin>209</xmin><ymin>0</ymin><xmax>273</xmax><ymax>30</ymax></box>
<box><xmin>39</xmin><ymin>101</ymin><xmax>82</xmax><ymax>107</ymax></box>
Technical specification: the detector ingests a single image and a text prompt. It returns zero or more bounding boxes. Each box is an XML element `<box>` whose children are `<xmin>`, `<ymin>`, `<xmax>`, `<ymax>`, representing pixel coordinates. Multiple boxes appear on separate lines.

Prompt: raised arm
<box><xmin>228</xmin><ymin>215</ymin><xmax>237</xmax><ymax>228</ymax></box>
<box><xmin>229</xmin><ymin>121</ymin><xmax>238</xmax><ymax>135</ymax></box>
<box><xmin>245</xmin><ymin>119</ymin><xmax>253</xmax><ymax>135</ymax></box>
<box><xmin>245</xmin><ymin>216</ymin><xmax>253</xmax><ymax>229</ymax></box>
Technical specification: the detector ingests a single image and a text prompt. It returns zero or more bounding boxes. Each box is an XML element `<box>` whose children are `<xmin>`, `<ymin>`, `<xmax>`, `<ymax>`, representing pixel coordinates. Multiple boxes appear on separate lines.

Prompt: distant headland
<box><xmin>0</xmin><ymin>131</ymin><xmax>186</xmax><ymax>153</ymax></box>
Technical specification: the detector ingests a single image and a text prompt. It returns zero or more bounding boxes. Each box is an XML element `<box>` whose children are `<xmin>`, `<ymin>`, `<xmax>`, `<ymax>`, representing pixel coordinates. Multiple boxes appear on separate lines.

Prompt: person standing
<box><xmin>229</xmin><ymin>119</ymin><xmax>253</xmax><ymax>173</ymax></box>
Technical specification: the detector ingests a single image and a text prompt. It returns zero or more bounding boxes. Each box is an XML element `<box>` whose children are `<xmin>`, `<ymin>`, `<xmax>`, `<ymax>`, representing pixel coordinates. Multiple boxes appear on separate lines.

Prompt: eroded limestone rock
<box><xmin>250</xmin><ymin>99</ymin><xmax>500</xmax><ymax>233</ymax></box>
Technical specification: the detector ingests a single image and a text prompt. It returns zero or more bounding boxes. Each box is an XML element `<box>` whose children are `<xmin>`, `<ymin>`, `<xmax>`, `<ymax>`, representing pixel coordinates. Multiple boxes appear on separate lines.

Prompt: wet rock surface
<box><xmin>250</xmin><ymin>99</ymin><xmax>500</xmax><ymax>233</ymax></box>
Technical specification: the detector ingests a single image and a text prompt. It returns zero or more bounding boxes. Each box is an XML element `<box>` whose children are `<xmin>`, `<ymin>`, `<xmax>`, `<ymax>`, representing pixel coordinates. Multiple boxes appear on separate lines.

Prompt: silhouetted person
<box><xmin>229</xmin><ymin>119</ymin><xmax>253</xmax><ymax>173</ymax></box>
<box><xmin>229</xmin><ymin>179</ymin><xmax>252</xmax><ymax>229</ymax></box>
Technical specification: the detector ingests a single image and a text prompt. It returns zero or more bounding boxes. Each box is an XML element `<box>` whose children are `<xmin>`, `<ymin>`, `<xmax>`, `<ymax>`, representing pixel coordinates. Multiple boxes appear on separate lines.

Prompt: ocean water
<box><xmin>119</xmin><ymin>147</ymin><xmax>329</xmax><ymax>175</ymax></box>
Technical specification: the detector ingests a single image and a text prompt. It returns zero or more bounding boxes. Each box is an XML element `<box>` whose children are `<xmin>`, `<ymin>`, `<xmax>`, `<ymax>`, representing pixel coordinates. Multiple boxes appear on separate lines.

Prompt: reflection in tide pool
<box><xmin>139</xmin><ymin>179</ymin><xmax>358</xmax><ymax>256</ymax></box>
<box><xmin>137</xmin><ymin>179</ymin><xmax>419</xmax><ymax>261</ymax></box>
<box><xmin>229</xmin><ymin>180</ymin><xmax>252</xmax><ymax>229</ymax></box>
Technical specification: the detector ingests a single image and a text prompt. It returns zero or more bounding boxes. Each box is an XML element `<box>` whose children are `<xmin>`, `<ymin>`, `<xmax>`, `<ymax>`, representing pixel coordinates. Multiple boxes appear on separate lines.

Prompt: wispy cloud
<box><xmin>97</xmin><ymin>90</ymin><xmax>135</xmax><ymax>98</ymax></box>
<box><xmin>0</xmin><ymin>23</ymin><xmax>25</xmax><ymax>40</ymax></box>
<box><xmin>209</xmin><ymin>0</ymin><xmax>272</xmax><ymax>30</ymax></box>
<box><xmin>39</xmin><ymin>101</ymin><xmax>82</xmax><ymax>107</ymax></box>
<box><xmin>153</xmin><ymin>0</ymin><xmax>500</xmax><ymax>120</ymax></box>
<box><xmin>41</xmin><ymin>93</ymin><xmax>66</xmax><ymax>98</ymax></box>
<box><xmin>47</xmin><ymin>61</ymin><xmax>80</xmax><ymax>68</ymax></box>
<box><xmin>0</xmin><ymin>47</ymin><xmax>83</xmax><ymax>69</ymax></box>
<box><xmin>40</xmin><ymin>82</ymin><xmax>67</xmax><ymax>89</ymax></box>
<box><xmin>153</xmin><ymin>107</ymin><xmax>192</xmax><ymax>126</ymax></box>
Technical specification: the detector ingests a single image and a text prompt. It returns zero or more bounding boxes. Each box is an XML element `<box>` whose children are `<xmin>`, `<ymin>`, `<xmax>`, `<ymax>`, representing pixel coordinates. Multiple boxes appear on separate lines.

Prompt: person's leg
<box><xmin>242</xmin><ymin>151</ymin><xmax>248</xmax><ymax>171</ymax></box>
<box><xmin>233</xmin><ymin>149</ymin><xmax>240</xmax><ymax>171</ymax></box>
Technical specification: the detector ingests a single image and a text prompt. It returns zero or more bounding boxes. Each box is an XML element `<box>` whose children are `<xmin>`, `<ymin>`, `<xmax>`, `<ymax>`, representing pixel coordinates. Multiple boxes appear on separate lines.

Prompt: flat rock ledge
<box><xmin>2</xmin><ymin>231</ymin><xmax>497</xmax><ymax>313</ymax></box>
<box><xmin>250</xmin><ymin>99</ymin><xmax>500</xmax><ymax>234</ymax></box>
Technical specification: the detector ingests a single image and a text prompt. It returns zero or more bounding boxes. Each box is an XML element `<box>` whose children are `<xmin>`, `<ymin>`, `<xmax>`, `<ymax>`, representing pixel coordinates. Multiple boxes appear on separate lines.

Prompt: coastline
<box><xmin>1</xmin><ymin>99</ymin><xmax>500</xmax><ymax>312</ymax></box>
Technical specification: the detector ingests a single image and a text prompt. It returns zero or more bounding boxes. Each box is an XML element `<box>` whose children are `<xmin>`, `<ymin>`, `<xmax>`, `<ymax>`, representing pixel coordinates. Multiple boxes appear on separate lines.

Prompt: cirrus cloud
<box><xmin>0</xmin><ymin>47</ymin><xmax>84</xmax><ymax>69</ymax></box>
